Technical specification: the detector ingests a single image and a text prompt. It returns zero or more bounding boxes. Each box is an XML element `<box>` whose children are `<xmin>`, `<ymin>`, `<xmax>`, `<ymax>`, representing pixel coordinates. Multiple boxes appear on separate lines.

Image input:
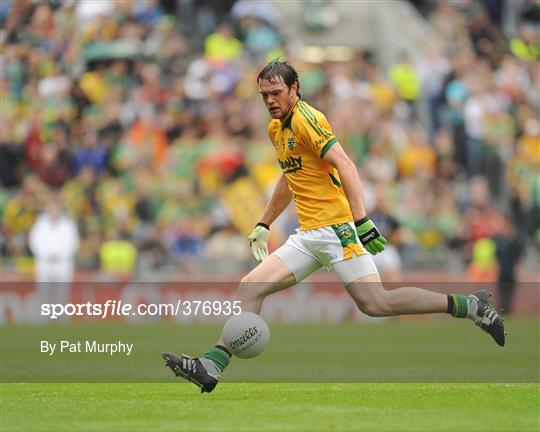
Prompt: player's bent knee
<box><xmin>237</xmin><ymin>272</ymin><xmax>281</xmax><ymax>301</ymax></box>
<box><xmin>237</xmin><ymin>274</ymin><xmax>265</xmax><ymax>301</ymax></box>
<box><xmin>237</xmin><ymin>255</ymin><xmax>297</xmax><ymax>303</ymax></box>
<box><xmin>239</xmin><ymin>272</ymin><xmax>257</xmax><ymax>285</ymax></box>
<box><xmin>348</xmin><ymin>282</ymin><xmax>393</xmax><ymax>317</ymax></box>
<box><xmin>358</xmin><ymin>300</ymin><xmax>392</xmax><ymax>317</ymax></box>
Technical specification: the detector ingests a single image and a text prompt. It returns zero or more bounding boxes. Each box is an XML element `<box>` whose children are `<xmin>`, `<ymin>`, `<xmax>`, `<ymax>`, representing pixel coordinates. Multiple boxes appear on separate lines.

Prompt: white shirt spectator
<box><xmin>29</xmin><ymin>207</ymin><xmax>79</xmax><ymax>282</ymax></box>
<box><xmin>463</xmin><ymin>96</ymin><xmax>487</xmax><ymax>139</ymax></box>
<box><xmin>417</xmin><ymin>45</ymin><xmax>450</xmax><ymax>98</ymax></box>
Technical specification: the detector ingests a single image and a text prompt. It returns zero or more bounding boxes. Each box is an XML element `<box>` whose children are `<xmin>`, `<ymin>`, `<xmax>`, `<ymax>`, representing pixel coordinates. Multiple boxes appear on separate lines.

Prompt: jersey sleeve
<box><xmin>293</xmin><ymin>105</ymin><xmax>337</xmax><ymax>158</ymax></box>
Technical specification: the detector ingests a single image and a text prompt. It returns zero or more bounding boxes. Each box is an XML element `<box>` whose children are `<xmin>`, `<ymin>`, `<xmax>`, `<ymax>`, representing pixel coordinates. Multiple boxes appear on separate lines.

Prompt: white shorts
<box><xmin>273</xmin><ymin>222</ymin><xmax>379</xmax><ymax>285</ymax></box>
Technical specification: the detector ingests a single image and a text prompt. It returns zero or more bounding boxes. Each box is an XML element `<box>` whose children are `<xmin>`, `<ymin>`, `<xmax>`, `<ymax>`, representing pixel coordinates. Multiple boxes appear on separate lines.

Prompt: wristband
<box><xmin>354</xmin><ymin>216</ymin><xmax>369</xmax><ymax>227</ymax></box>
<box><xmin>256</xmin><ymin>222</ymin><xmax>270</xmax><ymax>230</ymax></box>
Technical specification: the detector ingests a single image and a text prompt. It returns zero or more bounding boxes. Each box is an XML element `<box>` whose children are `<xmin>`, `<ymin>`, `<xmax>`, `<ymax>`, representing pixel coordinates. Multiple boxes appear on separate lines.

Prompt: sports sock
<box><xmin>203</xmin><ymin>345</ymin><xmax>231</xmax><ymax>372</ymax></box>
<box><xmin>447</xmin><ymin>294</ymin><xmax>469</xmax><ymax>318</ymax></box>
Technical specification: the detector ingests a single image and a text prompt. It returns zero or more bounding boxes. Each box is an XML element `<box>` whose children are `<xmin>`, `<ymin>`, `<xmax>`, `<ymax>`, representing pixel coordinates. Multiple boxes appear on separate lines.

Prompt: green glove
<box><xmin>248</xmin><ymin>223</ymin><xmax>270</xmax><ymax>262</ymax></box>
<box><xmin>355</xmin><ymin>217</ymin><xmax>387</xmax><ymax>255</ymax></box>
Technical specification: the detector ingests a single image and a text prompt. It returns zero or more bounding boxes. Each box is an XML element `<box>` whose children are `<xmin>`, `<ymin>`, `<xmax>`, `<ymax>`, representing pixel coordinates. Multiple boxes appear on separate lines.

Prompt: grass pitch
<box><xmin>1</xmin><ymin>383</ymin><xmax>538</xmax><ymax>431</ymax></box>
<box><xmin>1</xmin><ymin>319</ymin><xmax>539</xmax><ymax>431</ymax></box>
<box><xmin>1</xmin><ymin>318</ymin><xmax>538</xmax><ymax>382</ymax></box>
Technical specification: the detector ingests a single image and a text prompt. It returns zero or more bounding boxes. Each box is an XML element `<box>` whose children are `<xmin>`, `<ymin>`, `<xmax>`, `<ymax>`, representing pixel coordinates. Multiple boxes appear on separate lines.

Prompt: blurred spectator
<box><xmin>363</xmin><ymin>136</ymin><xmax>398</xmax><ymax>183</ymax></box>
<box><xmin>0</xmin><ymin>142</ymin><xmax>25</xmax><ymax>187</ymax></box>
<box><xmin>434</xmin><ymin>129</ymin><xmax>457</xmax><ymax>180</ymax></box>
<box><xmin>204</xmin><ymin>23</ymin><xmax>243</xmax><ymax>64</ymax></box>
<box><xmin>468</xmin><ymin>237</ymin><xmax>497</xmax><ymax>282</ymax></box>
<box><xmin>464</xmin><ymin>177</ymin><xmax>505</xmax><ymax>241</ymax></box>
<box><xmin>510</xmin><ymin>24</ymin><xmax>540</xmax><ymax>62</ymax></box>
<box><xmin>442</xmin><ymin>53</ymin><xmax>470</xmax><ymax>169</ymax></box>
<box><xmin>483</xmin><ymin>109</ymin><xmax>515</xmax><ymax>196</ymax></box>
<box><xmin>74</xmin><ymin>130</ymin><xmax>107</xmax><ymax>174</ymax></box>
<box><xmin>169</xmin><ymin>219</ymin><xmax>205</xmax><ymax>270</ymax></box>
<box><xmin>417</xmin><ymin>42</ymin><xmax>450</xmax><ymax>137</ymax></box>
<box><xmin>195</xmin><ymin>4</ymin><xmax>218</xmax><ymax>44</ymax></box>
<box><xmin>99</xmin><ymin>229</ymin><xmax>137</xmax><ymax>276</ymax></box>
<box><xmin>133</xmin><ymin>0</ymin><xmax>163</xmax><ymax>25</ymax></box>
<box><xmin>231</xmin><ymin>0</ymin><xmax>281</xmax><ymax>30</ymax></box>
<box><xmin>495</xmin><ymin>215</ymin><xmax>525</xmax><ymax>314</ymax></box>
<box><xmin>468</xmin><ymin>8</ymin><xmax>501</xmax><ymax>62</ymax></box>
<box><xmin>397</xmin><ymin>128</ymin><xmax>436</xmax><ymax>179</ymax></box>
<box><xmin>136</xmin><ymin>225</ymin><xmax>168</xmax><ymax>278</ymax></box>
<box><xmin>389</xmin><ymin>52</ymin><xmax>421</xmax><ymax>120</ymax></box>
<box><xmin>4</xmin><ymin>175</ymin><xmax>44</xmax><ymax>258</ymax></box>
<box><xmin>60</xmin><ymin>166</ymin><xmax>98</xmax><ymax>235</ymax></box>
<box><xmin>123</xmin><ymin>114</ymin><xmax>169</xmax><ymax>167</ymax></box>
<box><xmin>429</xmin><ymin>1</ymin><xmax>470</xmax><ymax>50</ymax></box>
<box><xmin>77</xmin><ymin>227</ymin><xmax>102</xmax><ymax>272</ymax></box>
<box><xmin>302</xmin><ymin>0</ymin><xmax>339</xmax><ymax>31</ymax></box>
<box><xmin>29</xmin><ymin>196</ymin><xmax>79</xmax><ymax>303</ymax></box>
<box><xmin>366</xmin><ymin>65</ymin><xmax>398</xmax><ymax>114</ymax></box>
<box><xmin>370</xmin><ymin>186</ymin><xmax>403</xmax><ymax>281</ymax></box>
<box><xmin>205</xmin><ymin>225</ymin><xmax>251</xmax><ymax>274</ymax></box>
<box><xmin>520</xmin><ymin>0</ymin><xmax>540</xmax><ymax>27</ymax></box>
<box><xmin>240</xmin><ymin>17</ymin><xmax>281</xmax><ymax>63</ymax></box>
<box><xmin>462</xmin><ymin>75</ymin><xmax>489</xmax><ymax>177</ymax></box>
<box><xmin>507</xmin><ymin>114</ymin><xmax>540</xmax><ymax>221</ymax></box>
<box><xmin>35</xmin><ymin>142</ymin><xmax>73</xmax><ymax>188</ymax></box>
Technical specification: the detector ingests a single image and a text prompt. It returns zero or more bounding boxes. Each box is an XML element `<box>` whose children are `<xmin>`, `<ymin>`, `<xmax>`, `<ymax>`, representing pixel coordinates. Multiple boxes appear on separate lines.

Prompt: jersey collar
<box><xmin>281</xmin><ymin>97</ymin><xmax>300</xmax><ymax>131</ymax></box>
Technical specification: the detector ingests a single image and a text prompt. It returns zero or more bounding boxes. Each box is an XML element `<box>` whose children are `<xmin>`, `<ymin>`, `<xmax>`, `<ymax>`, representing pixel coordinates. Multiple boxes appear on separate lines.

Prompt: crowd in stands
<box><xmin>1</xmin><ymin>0</ymin><xmax>538</xmax><ymax>281</ymax></box>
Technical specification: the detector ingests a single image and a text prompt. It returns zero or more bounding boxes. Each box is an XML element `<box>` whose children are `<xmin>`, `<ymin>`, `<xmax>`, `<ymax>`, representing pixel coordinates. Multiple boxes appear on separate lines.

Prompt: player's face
<box><xmin>258</xmin><ymin>77</ymin><xmax>298</xmax><ymax>120</ymax></box>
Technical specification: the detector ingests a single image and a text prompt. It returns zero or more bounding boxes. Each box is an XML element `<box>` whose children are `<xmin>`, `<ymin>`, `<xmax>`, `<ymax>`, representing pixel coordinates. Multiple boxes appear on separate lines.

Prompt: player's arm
<box><xmin>323</xmin><ymin>142</ymin><xmax>367</xmax><ymax>221</ymax></box>
<box><xmin>259</xmin><ymin>174</ymin><xmax>293</xmax><ymax>226</ymax></box>
<box><xmin>248</xmin><ymin>174</ymin><xmax>292</xmax><ymax>261</ymax></box>
<box><xmin>323</xmin><ymin>143</ymin><xmax>387</xmax><ymax>254</ymax></box>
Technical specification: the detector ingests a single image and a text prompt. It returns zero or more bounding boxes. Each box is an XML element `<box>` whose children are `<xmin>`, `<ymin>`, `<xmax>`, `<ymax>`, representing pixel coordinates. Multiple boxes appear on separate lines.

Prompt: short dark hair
<box><xmin>257</xmin><ymin>59</ymin><xmax>301</xmax><ymax>97</ymax></box>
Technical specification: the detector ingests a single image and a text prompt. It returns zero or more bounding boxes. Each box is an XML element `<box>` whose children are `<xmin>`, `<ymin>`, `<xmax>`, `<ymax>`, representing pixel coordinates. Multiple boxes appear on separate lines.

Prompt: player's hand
<box><xmin>248</xmin><ymin>224</ymin><xmax>270</xmax><ymax>262</ymax></box>
<box><xmin>355</xmin><ymin>217</ymin><xmax>387</xmax><ymax>255</ymax></box>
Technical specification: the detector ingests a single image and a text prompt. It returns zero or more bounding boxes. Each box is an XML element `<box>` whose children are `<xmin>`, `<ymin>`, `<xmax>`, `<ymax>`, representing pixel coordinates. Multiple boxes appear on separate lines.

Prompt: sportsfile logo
<box><xmin>230</xmin><ymin>326</ymin><xmax>259</xmax><ymax>350</ymax></box>
<box><xmin>279</xmin><ymin>155</ymin><xmax>302</xmax><ymax>173</ymax></box>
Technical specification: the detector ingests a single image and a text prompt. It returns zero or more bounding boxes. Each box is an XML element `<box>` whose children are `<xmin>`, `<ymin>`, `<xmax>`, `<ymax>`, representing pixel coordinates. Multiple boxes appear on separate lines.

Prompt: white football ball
<box><xmin>222</xmin><ymin>312</ymin><xmax>270</xmax><ymax>359</ymax></box>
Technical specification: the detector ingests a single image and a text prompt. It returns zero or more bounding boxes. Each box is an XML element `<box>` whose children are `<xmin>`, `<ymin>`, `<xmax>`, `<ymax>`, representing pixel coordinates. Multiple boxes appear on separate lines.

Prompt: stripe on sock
<box><xmin>203</xmin><ymin>347</ymin><xmax>231</xmax><ymax>372</ymax></box>
<box><xmin>452</xmin><ymin>294</ymin><xmax>469</xmax><ymax>318</ymax></box>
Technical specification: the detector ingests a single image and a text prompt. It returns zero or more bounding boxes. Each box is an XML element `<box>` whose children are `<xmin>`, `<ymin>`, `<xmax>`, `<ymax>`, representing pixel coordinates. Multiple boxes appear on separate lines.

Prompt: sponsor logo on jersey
<box><xmin>279</xmin><ymin>155</ymin><xmax>303</xmax><ymax>173</ymax></box>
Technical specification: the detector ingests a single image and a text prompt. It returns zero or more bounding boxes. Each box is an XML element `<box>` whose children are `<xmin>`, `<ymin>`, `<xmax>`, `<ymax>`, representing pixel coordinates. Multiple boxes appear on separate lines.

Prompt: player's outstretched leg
<box><xmin>162</xmin><ymin>255</ymin><xmax>297</xmax><ymax>392</ymax></box>
<box><xmin>345</xmin><ymin>274</ymin><xmax>506</xmax><ymax>347</ymax></box>
<box><xmin>449</xmin><ymin>290</ymin><xmax>506</xmax><ymax>346</ymax></box>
